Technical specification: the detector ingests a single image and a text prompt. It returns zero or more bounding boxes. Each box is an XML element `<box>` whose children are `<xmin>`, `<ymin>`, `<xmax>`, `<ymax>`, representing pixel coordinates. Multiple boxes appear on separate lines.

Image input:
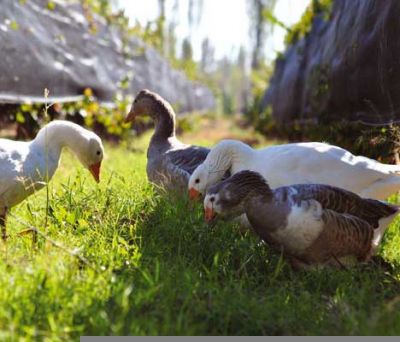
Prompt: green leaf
<box><xmin>16</xmin><ymin>112</ymin><xmax>25</xmax><ymax>123</ymax></box>
<box><xmin>47</xmin><ymin>1</ymin><xmax>56</xmax><ymax>10</ymax></box>
<box><xmin>10</xmin><ymin>20</ymin><xmax>19</xmax><ymax>31</ymax></box>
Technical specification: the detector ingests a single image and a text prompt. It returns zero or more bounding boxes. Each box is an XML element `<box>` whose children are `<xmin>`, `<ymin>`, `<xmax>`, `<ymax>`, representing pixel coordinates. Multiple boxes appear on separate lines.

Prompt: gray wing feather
<box><xmin>291</xmin><ymin>184</ymin><xmax>398</xmax><ymax>227</ymax></box>
<box><xmin>166</xmin><ymin>145</ymin><xmax>210</xmax><ymax>174</ymax></box>
<box><xmin>304</xmin><ymin>209</ymin><xmax>374</xmax><ymax>263</ymax></box>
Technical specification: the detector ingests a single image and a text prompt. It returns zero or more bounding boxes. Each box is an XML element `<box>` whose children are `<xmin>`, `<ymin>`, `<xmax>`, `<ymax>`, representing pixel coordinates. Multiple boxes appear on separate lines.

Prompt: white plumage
<box><xmin>0</xmin><ymin>121</ymin><xmax>104</xmax><ymax>240</ymax></box>
<box><xmin>189</xmin><ymin>139</ymin><xmax>400</xmax><ymax>200</ymax></box>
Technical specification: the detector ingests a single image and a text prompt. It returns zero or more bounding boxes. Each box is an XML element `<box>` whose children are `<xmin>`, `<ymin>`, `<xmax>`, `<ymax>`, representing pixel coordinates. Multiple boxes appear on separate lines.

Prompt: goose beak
<box><xmin>124</xmin><ymin>110</ymin><xmax>136</xmax><ymax>123</ymax></box>
<box><xmin>189</xmin><ymin>188</ymin><xmax>201</xmax><ymax>200</ymax></box>
<box><xmin>205</xmin><ymin>206</ymin><xmax>216</xmax><ymax>223</ymax></box>
<box><xmin>89</xmin><ymin>161</ymin><xmax>101</xmax><ymax>183</ymax></box>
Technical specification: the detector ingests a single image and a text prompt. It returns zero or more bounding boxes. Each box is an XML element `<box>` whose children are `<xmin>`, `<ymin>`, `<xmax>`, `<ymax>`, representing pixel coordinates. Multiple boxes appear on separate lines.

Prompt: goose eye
<box><xmin>195</xmin><ymin>178</ymin><xmax>200</xmax><ymax>184</ymax></box>
<box><xmin>96</xmin><ymin>150</ymin><xmax>101</xmax><ymax>156</ymax></box>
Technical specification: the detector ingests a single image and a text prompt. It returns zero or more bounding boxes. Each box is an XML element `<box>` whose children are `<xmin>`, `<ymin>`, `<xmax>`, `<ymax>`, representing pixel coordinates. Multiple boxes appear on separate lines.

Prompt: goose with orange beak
<box><xmin>203</xmin><ymin>176</ymin><xmax>245</xmax><ymax>224</ymax></box>
<box><xmin>125</xmin><ymin>89</ymin><xmax>210</xmax><ymax>192</ymax></box>
<box><xmin>0</xmin><ymin>120</ymin><xmax>104</xmax><ymax>241</ymax></box>
<box><xmin>204</xmin><ymin>170</ymin><xmax>400</xmax><ymax>269</ymax></box>
<box><xmin>88</xmin><ymin>161</ymin><xmax>101</xmax><ymax>183</ymax></box>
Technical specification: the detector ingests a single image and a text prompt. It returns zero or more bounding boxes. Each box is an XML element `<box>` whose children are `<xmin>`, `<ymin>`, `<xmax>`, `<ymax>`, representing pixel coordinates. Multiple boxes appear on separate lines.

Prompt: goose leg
<box><xmin>331</xmin><ymin>254</ymin><xmax>348</xmax><ymax>270</ymax></box>
<box><xmin>289</xmin><ymin>257</ymin><xmax>313</xmax><ymax>271</ymax></box>
<box><xmin>233</xmin><ymin>214</ymin><xmax>252</xmax><ymax>233</ymax></box>
<box><xmin>0</xmin><ymin>207</ymin><xmax>8</xmax><ymax>260</ymax></box>
<box><xmin>0</xmin><ymin>207</ymin><xmax>7</xmax><ymax>242</ymax></box>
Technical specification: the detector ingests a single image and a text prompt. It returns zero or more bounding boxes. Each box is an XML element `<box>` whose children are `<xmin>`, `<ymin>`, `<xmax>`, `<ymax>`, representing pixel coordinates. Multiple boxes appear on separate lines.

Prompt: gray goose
<box><xmin>125</xmin><ymin>89</ymin><xmax>210</xmax><ymax>191</ymax></box>
<box><xmin>204</xmin><ymin>171</ymin><xmax>400</xmax><ymax>269</ymax></box>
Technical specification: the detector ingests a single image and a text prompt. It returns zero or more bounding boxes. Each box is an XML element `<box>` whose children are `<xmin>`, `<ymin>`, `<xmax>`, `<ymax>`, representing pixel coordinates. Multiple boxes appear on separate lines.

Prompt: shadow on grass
<box><xmin>97</xmin><ymin>189</ymin><xmax>400</xmax><ymax>336</ymax></box>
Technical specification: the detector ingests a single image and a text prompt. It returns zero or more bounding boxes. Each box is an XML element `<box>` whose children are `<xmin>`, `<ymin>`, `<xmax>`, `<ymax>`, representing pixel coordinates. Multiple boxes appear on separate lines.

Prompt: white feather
<box><xmin>0</xmin><ymin>121</ymin><xmax>103</xmax><ymax>211</ymax></box>
<box><xmin>271</xmin><ymin>200</ymin><xmax>324</xmax><ymax>254</ymax></box>
<box><xmin>193</xmin><ymin>139</ymin><xmax>400</xmax><ymax>200</ymax></box>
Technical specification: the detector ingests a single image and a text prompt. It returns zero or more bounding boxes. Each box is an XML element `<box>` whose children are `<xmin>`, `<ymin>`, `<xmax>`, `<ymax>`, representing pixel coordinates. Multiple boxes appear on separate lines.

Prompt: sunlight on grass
<box><xmin>1</xmin><ymin>130</ymin><xmax>400</xmax><ymax>338</ymax></box>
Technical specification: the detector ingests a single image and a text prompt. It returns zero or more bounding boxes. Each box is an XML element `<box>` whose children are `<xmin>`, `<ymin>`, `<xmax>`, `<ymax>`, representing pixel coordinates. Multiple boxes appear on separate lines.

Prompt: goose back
<box><xmin>287</xmin><ymin>184</ymin><xmax>399</xmax><ymax>228</ymax></box>
<box><xmin>203</xmin><ymin>140</ymin><xmax>400</xmax><ymax>200</ymax></box>
<box><xmin>0</xmin><ymin>139</ymin><xmax>60</xmax><ymax>208</ymax></box>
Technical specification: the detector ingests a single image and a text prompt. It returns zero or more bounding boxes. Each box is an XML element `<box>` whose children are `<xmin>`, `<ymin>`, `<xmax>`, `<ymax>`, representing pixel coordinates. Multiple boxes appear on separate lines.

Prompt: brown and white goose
<box><xmin>204</xmin><ymin>171</ymin><xmax>400</xmax><ymax>269</ymax></box>
<box><xmin>125</xmin><ymin>89</ymin><xmax>210</xmax><ymax>191</ymax></box>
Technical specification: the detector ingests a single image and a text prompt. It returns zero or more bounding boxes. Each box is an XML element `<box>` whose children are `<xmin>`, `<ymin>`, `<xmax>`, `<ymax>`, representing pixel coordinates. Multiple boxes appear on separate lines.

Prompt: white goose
<box><xmin>188</xmin><ymin>139</ymin><xmax>400</xmax><ymax>201</ymax></box>
<box><xmin>0</xmin><ymin>120</ymin><xmax>104</xmax><ymax>240</ymax></box>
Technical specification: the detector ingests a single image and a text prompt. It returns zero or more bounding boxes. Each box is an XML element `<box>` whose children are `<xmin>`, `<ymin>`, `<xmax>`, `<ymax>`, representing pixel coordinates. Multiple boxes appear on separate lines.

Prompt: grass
<box><xmin>2</xmin><ymin>118</ymin><xmax>400</xmax><ymax>339</ymax></box>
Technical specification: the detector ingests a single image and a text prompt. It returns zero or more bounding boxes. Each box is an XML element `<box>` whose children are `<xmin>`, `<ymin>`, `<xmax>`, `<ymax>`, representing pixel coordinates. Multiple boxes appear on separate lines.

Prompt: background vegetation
<box><xmin>6</xmin><ymin>0</ymin><xmax>393</xmax><ymax>163</ymax></box>
<box><xmin>1</xmin><ymin>0</ymin><xmax>279</xmax><ymax>138</ymax></box>
<box><xmin>245</xmin><ymin>0</ymin><xmax>400</xmax><ymax>164</ymax></box>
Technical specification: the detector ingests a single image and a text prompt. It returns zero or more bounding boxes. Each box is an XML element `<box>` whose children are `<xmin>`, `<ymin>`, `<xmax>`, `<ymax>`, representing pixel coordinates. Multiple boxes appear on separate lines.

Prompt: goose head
<box><xmin>35</xmin><ymin>121</ymin><xmax>104</xmax><ymax>183</ymax></box>
<box><xmin>203</xmin><ymin>178</ymin><xmax>245</xmax><ymax>223</ymax></box>
<box><xmin>189</xmin><ymin>140</ymin><xmax>250</xmax><ymax>200</ymax></box>
<box><xmin>188</xmin><ymin>161</ymin><xmax>229</xmax><ymax>200</ymax></box>
<box><xmin>78</xmin><ymin>136</ymin><xmax>104</xmax><ymax>183</ymax></box>
<box><xmin>125</xmin><ymin>89</ymin><xmax>174</xmax><ymax>123</ymax></box>
<box><xmin>203</xmin><ymin>170</ymin><xmax>271</xmax><ymax>223</ymax></box>
<box><xmin>188</xmin><ymin>164</ymin><xmax>208</xmax><ymax>200</ymax></box>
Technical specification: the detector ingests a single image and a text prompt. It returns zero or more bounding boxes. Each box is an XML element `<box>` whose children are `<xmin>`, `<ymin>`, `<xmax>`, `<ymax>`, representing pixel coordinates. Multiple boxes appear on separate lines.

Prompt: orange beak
<box><xmin>189</xmin><ymin>187</ymin><xmax>201</xmax><ymax>200</ymax></box>
<box><xmin>89</xmin><ymin>161</ymin><xmax>101</xmax><ymax>183</ymax></box>
<box><xmin>124</xmin><ymin>110</ymin><xmax>136</xmax><ymax>123</ymax></box>
<box><xmin>204</xmin><ymin>206</ymin><xmax>216</xmax><ymax>223</ymax></box>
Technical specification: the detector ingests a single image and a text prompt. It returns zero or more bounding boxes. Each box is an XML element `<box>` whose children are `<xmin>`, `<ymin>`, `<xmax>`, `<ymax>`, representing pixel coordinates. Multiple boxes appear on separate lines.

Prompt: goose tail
<box><xmin>371</xmin><ymin>204</ymin><xmax>400</xmax><ymax>253</ymax></box>
<box><xmin>386</xmin><ymin>163</ymin><xmax>400</xmax><ymax>175</ymax></box>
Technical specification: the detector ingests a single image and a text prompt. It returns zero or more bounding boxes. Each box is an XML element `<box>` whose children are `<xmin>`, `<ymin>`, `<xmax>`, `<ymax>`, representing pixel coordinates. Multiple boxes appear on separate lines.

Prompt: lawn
<box><xmin>2</xmin><ymin>120</ymin><xmax>400</xmax><ymax>339</ymax></box>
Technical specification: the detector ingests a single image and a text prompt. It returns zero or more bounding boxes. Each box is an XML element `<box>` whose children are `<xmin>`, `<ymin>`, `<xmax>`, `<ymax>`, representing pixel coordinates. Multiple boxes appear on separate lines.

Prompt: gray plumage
<box><xmin>128</xmin><ymin>90</ymin><xmax>210</xmax><ymax>191</ymax></box>
<box><xmin>206</xmin><ymin>171</ymin><xmax>400</xmax><ymax>268</ymax></box>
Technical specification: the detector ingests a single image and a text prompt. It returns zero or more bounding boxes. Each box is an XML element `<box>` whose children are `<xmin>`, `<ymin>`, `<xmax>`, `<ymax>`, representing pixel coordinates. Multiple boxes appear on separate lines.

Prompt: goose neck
<box><xmin>152</xmin><ymin>108</ymin><xmax>176</xmax><ymax>141</ymax></box>
<box><xmin>221</xmin><ymin>142</ymin><xmax>254</xmax><ymax>173</ymax></box>
<box><xmin>32</xmin><ymin>121</ymin><xmax>87</xmax><ymax>158</ymax></box>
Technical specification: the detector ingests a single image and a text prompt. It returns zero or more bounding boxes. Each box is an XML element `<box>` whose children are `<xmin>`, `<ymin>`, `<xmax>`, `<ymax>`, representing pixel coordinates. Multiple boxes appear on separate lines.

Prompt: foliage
<box><xmin>247</xmin><ymin>0</ymin><xmax>278</xmax><ymax>69</ymax></box>
<box><xmin>1</xmin><ymin>132</ymin><xmax>400</xmax><ymax>339</ymax></box>
<box><xmin>245</xmin><ymin>62</ymin><xmax>274</xmax><ymax>128</ymax></box>
<box><xmin>128</xmin><ymin>19</ymin><xmax>165</xmax><ymax>57</ymax></box>
<box><xmin>284</xmin><ymin>0</ymin><xmax>333</xmax><ymax>46</ymax></box>
<box><xmin>173</xmin><ymin>38</ymin><xmax>198</xmax><ymax>80</ymax></box>
<box><xmin>13</xmin><ymin>88</ymin><xmax>132</xmax><ymax>141</ymax></box>
<box><xmin>81</xmin><ymin>0</ymin><xmax>113</xmax><ymax>19</ymax></box>
<box><xmin>80</xmin><ymin>89</ymin><xmax>132</xmax><ymax>140</ymax></box>
<box><xmin>262</xmin><ymin>8</ymin><xmax>290</xmax><ymax>32</ymax></box>
<box><xmin>74</xmin><ymin>0</ymin><xmax>254</xmax><ymax>115</ymax></box>
<box><xmin>251</xmin><ymin>0</ymin><xmax>400</xmax><ymax>162</ymax></box>
<box><xmin>78</xmin><ymin>0</ymin><xmax>201</xmax><ymax>83</ymax></box>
